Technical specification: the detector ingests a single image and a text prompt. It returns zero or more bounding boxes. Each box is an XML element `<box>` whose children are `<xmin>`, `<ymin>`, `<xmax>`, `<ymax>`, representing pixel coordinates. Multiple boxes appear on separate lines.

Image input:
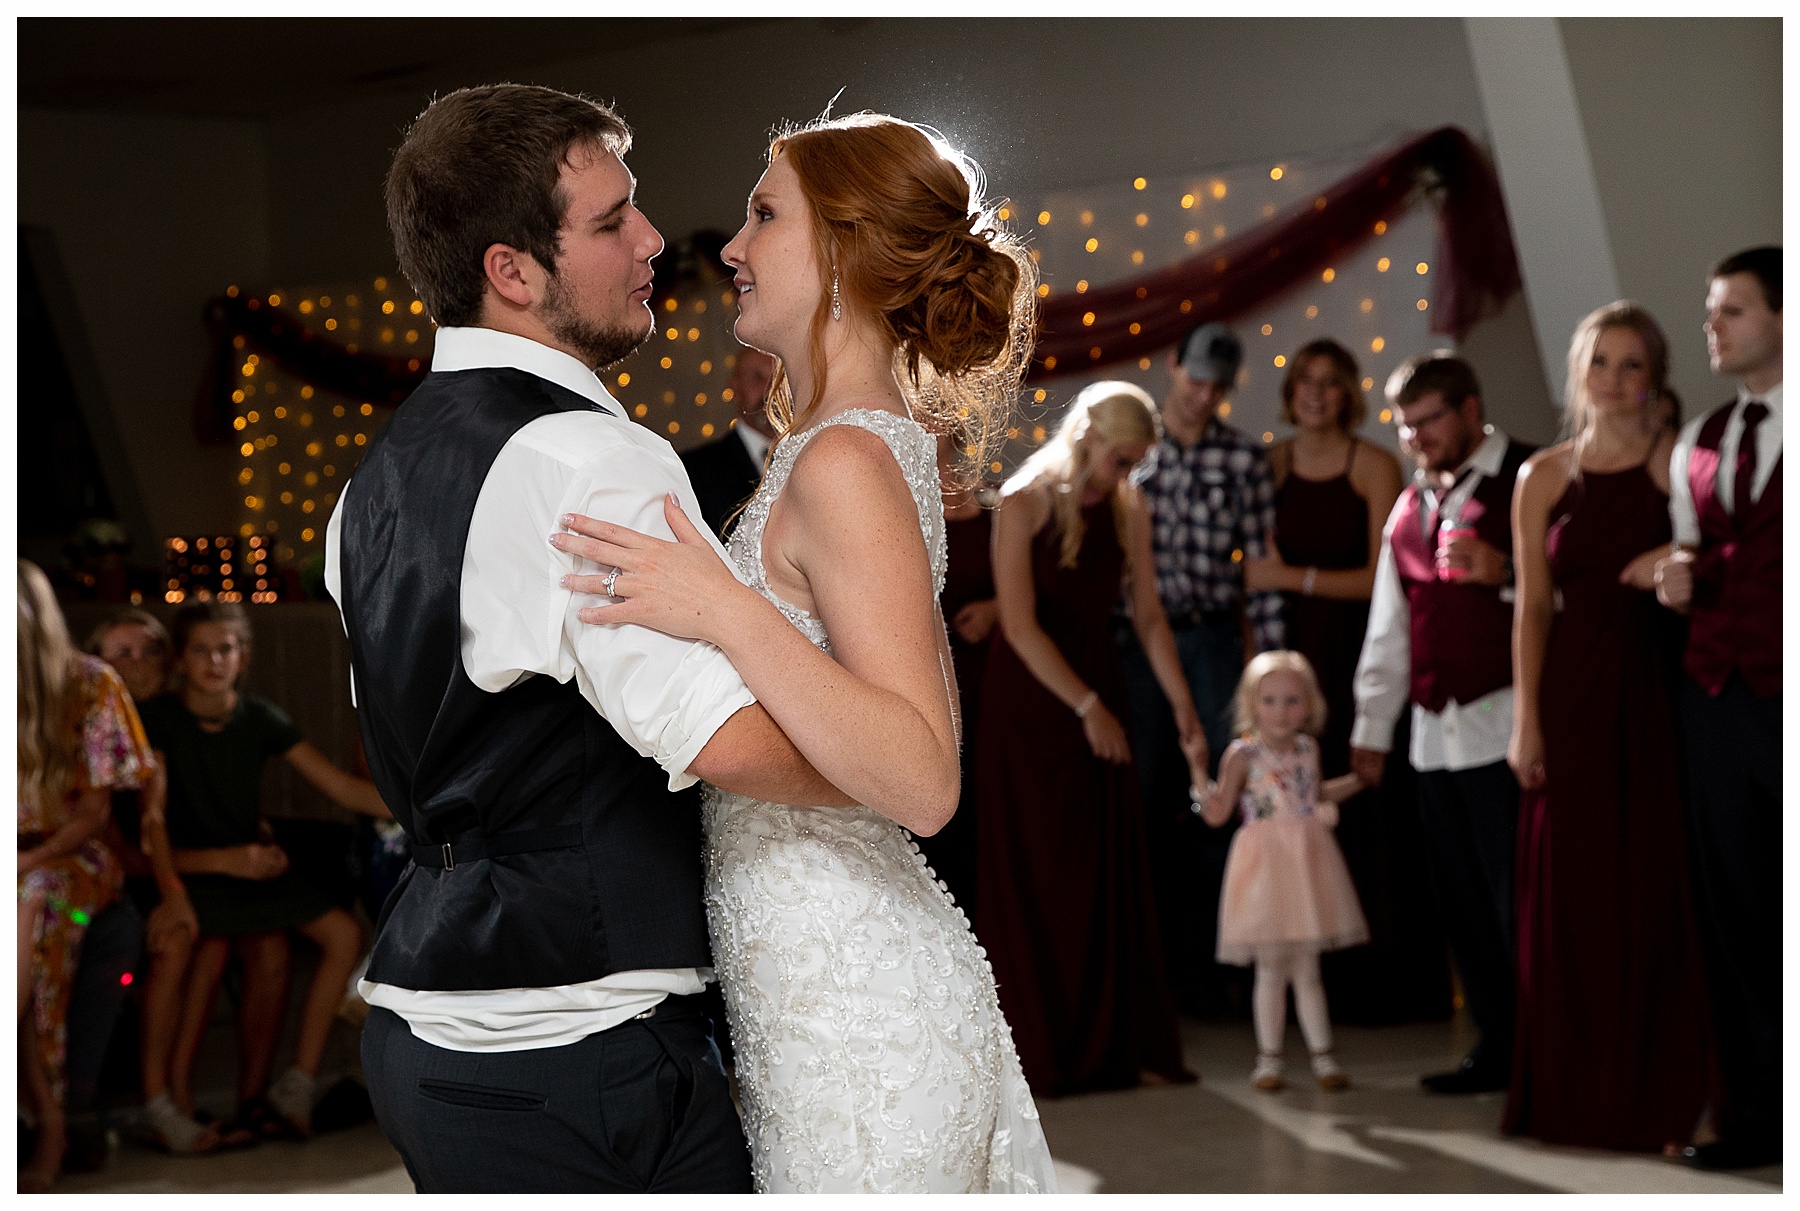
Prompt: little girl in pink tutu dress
<box><xmin>1188</xmin><ymin>651</ymin><xmax>1369</xmax><ymax>1092</ymax></box>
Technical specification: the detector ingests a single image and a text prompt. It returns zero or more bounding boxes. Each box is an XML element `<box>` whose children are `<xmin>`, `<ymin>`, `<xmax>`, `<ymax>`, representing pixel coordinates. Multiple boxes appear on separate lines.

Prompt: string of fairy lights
<box><xmin>605</xmin><ymin>281</ymin><xmax>747</xmax><ymax>445</ymax></box>
<box><xmin>175</xmin><ymin>144</ymin><xmax>1437</xmax><ymax>599</ymax></box>
<box><xmin>1004</xmin><ymin>148</ymin><xmax>1439</xmax><ymax>471</ymax></box>
<box><xmin>165</xmin><ymin>280</ymin><xmax>420</xmax><ymax>602</ymax></box>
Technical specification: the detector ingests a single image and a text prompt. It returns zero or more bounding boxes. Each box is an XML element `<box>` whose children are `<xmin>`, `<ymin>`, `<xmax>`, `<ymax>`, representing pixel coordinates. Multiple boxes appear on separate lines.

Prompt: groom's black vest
<box><xmin>338</xmin><ymin>367</ymin><xmax>712</xmax><ymax>991</ymax></box>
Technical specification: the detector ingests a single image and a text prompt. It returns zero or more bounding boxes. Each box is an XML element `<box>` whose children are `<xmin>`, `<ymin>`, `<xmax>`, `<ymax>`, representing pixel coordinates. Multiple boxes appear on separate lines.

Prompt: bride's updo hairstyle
<box><xmin>763</xmin><ymin>113</ymin><xmax>1037</xmax><ymax>476</ymax></box>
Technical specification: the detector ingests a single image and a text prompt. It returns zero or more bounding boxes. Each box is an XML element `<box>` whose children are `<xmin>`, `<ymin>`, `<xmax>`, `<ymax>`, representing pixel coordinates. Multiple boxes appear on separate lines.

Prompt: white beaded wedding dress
<box><xmin>701</xmin><ymin>408</ymin><xmax>1056</xmax><ymax>1194</ymax></box>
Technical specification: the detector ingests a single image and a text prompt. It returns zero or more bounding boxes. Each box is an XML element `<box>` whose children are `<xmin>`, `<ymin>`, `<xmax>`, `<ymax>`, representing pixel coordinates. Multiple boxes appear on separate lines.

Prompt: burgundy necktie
<box><xmin>1733</xmin><ymin>400</ymin><xmax>1769</xmax><ymax>520</ymax></box>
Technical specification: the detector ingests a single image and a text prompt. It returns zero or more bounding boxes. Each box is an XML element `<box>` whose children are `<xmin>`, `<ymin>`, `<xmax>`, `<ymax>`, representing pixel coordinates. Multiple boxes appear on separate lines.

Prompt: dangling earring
<box><xmin>831</xmin><ymin>268</ymin><xmax>843</xmax><ymax>322</ymax></box>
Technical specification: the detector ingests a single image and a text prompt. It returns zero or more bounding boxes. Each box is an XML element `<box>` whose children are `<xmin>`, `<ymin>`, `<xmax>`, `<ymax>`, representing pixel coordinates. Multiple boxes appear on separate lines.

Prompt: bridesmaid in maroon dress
<box><xmin>923</xmin><ymin>433</ymin><xmax>998</xmax><ymax>915</ymax></box>
<box><xmin>1249</xmin><ymin>342</ymin><xmax>1401</xmax><ymax>772</ymax></box>
<box><xmin>1246</xmin><ymin>340</ymin><xmax>1451</xmax><ymax>1025</ymax></box>
<box><xmin>1507</xmin><ymin>302</ymin><xmax>1710</xmax><ymax>1151</ymax></box>
<box><xmin>978</xmin><ymin>381</ymin><xmax>1202</xmax><ymax>1096</ymax></box>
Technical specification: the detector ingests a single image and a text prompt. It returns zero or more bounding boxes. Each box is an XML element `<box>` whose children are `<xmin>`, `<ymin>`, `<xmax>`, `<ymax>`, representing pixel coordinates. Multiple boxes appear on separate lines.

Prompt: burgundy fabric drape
<box><xmin>1029</xmin><ymin>126</ymin><xmax>1522</xmax><ymax>379</ymax></box>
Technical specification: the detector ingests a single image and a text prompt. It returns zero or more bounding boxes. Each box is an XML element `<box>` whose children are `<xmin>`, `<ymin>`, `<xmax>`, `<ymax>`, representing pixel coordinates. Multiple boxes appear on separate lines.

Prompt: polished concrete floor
<box><xmin>54</xmin><ymin>1012</ymin><xmax>1780</xmax><ymax>1194</ymax></box>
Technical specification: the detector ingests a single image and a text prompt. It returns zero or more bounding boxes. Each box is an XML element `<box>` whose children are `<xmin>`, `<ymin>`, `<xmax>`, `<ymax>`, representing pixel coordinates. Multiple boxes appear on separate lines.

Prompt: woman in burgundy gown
<box><xmin>1251</xmin><ymin>341</ymin><xmax>1401</xmax><ymax>777</ymax></box>
<box><xmin>1247</xmin><ymin>340</ymin><xmax>1450</xmax><ymax>1024</ymax></box>
<box><xmin>978</xmin><ymin>381</ymin><xmax>1201</xmax><ymax>1096</ymax></box>
<box><xmin>923</xmin><ymin>433</ymin><xmax>998</xmax><ymax>916</ymax></box>
<box><xmin>1506</xmin><ymin>302</ymin><xmax>1710</xmax><ymax>1150</ymax></box>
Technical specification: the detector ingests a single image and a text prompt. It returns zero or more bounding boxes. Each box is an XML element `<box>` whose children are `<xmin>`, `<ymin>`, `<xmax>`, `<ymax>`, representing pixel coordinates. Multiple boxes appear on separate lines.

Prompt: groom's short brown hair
<box><xmin>386</xmin><ymin>84</ymin><xmax>631</xmax><ymax>328</ymax></box>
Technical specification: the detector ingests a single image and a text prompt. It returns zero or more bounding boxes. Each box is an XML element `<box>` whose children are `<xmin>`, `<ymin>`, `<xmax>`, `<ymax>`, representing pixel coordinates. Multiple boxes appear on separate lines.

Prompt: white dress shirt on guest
<box><xmin>1668</xmin><ymin>382</ymin><xmax>1783</xmax><ymax>549</ymax></box>
<box><xmin>323</xmin><ymin>325</ymin><xmax>756</xmax><ymax>1052</ymax></box>
<box><xmin>1350</xmin><ymin>428</ymin><xmax>1516</xmax><ymax>773</ymax></box>
<box><xmin>736</xmin><ymin>418</ymin><xmax>771</xmax><ymax>468</ymax></box>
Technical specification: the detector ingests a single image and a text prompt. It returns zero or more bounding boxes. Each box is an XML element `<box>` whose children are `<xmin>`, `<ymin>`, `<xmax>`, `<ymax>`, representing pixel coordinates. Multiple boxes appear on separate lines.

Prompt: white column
<box><xmin>1463</xmin><ymin>18</ymin><xmax>1623</xmax><ymax>411</ymax></box>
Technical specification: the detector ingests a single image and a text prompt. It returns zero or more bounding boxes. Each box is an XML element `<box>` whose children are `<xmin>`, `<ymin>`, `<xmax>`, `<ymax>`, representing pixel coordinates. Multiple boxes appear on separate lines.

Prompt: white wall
<box><xmin>1465</xmin><ymin>19</ymin><xmax>1624</xmax><ymax>415</ymax></box>
<box><xmin>1560</xmin><ymin>17</ymin><xmax>1782</xmax><ymax>421</ymax></box>
<box><xmin>269</xmin><ymin>19</ymin><xmax>1493</xmax><ymax>266</ymax></box>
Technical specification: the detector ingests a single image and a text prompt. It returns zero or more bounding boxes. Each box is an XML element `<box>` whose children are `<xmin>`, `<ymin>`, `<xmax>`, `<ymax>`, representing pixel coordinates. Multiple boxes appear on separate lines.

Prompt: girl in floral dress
<box><xmin>18</xmin><ymin>561</ymin><xmax>156</xmax><ymax>1189</ymax></box>
<box><xmin>1191</xmin><ymin>651</ymin><xmax>1369</xmax><ymax>1092</ymax></box>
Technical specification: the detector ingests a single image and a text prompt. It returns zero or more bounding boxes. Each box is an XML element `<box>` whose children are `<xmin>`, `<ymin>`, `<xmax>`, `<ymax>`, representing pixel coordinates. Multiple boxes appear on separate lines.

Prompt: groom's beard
<box><xmin>541</xmin><ymin>273</ymin><xmax>650</xmax><ymax>371</ymax></box>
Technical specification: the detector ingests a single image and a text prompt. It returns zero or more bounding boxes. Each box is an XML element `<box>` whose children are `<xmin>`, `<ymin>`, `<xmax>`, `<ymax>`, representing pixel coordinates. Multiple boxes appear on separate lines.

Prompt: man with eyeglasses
<box><xmin>1348</xmin><ymin>352</ymin><xmax>1534</xmax><ymax>1095</ymax></box>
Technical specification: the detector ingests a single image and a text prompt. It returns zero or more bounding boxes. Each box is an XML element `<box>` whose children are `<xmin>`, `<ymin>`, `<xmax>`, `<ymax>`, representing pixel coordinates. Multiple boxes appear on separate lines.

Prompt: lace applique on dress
<box><xmin>703</xmin><ymin>408</ymin><xmax>1056</xmax><ymax>1193</ymax></box>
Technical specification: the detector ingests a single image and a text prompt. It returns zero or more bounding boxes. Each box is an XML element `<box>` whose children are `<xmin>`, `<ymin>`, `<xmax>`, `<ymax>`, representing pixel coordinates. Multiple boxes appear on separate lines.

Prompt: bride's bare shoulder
<box><xmin>784</xmin><ymin>421</ymin><xmax>917</xmax><ymax>515</ymax></box>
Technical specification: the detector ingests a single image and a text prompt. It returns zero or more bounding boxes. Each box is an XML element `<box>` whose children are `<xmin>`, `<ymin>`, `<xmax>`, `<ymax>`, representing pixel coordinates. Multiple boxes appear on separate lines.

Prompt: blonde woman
<box><xmin>974</xmin><ymin>380</ymin><xmax>1203</xmax><ymax>1095</ymax></box>
<box><xmin>18</xmin><ymin>561</ymin><xmax>156</xmax><ymax>1188</ymax></box>
<box><xmin>1505</xmin><ymin>301</ymin><xmax>1710</xmax><ymax>1150</ymax></box>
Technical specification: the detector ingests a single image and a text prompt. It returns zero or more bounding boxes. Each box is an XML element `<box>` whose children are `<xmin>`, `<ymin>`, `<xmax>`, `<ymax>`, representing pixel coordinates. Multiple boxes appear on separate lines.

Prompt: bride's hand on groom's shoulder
<box><xmin>552</xmin><ymin>495</ymin><xmax>752</xmax><ymax>644</ymax></box>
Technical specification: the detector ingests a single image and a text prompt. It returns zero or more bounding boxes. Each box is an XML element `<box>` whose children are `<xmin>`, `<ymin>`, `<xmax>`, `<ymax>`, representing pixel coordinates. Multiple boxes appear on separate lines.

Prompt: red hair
<box><xmin>764</xmin><ymin>113</ymin><xmax>1036</xmax><ymax>475</ymax></box>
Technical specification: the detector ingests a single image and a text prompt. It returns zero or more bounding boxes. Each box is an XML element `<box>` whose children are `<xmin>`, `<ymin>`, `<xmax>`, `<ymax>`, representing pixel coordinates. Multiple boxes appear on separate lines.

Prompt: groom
<box><xmin>323</xmin><ymin>84</ymin><xmax>847</xmax><ymax>1192</ymax></box>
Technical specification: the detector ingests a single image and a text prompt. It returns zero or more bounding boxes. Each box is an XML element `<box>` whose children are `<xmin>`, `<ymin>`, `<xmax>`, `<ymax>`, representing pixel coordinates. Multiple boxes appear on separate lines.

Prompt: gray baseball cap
<box><xmin>1180</xmin><ymin>322</ymin><xmax>1243</xmax><ymax>385</ymax></box>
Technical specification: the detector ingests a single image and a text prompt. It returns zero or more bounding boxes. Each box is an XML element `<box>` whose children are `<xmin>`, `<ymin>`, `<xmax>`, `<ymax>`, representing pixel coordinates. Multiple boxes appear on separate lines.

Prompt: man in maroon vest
<box><xmin>1655</xmin><ymin>246</ymin><xmax>1781</xmax><ymax>1171</ymax></box>
<box><xmin>1349</xmin><ymin>353</ymin><xmax>1534</xmax><ymax>1094</ymax></box>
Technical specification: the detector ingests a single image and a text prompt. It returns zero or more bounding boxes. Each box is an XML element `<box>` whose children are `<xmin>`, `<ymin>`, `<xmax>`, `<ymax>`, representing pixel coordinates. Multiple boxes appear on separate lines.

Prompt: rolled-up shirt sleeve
<box><xmin>462</xmin><ymin>418</ymin><xmax>756</xmax><ymax>792</ymax></box>
<box><xmin>558</xmin><ymin>444</ymin><xmax>756</xmax><ymax>791</ymax></box>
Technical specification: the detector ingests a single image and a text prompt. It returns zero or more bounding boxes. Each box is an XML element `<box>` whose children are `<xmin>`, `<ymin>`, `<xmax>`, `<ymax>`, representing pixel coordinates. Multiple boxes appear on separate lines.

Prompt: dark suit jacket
<box><xmin>680</xmin><ymin>429</ymin><xmax>763</xmax><ymax>540</ymax></box>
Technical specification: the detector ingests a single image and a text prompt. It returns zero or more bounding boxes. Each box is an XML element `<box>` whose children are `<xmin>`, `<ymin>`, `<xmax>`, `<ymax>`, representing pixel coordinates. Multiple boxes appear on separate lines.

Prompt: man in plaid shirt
<box><xmin>1118</xmin><ymin>321</ymin><xmax>1284</xmax><ymax>1016</ymax></box>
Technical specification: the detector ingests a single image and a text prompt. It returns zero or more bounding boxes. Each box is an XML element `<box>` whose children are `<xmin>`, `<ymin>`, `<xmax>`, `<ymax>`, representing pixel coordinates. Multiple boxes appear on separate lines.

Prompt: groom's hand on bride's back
<box><xmin>689</xmin><ymin>704</ymin><xmax>857</xmax><ymax>807</ymax></box>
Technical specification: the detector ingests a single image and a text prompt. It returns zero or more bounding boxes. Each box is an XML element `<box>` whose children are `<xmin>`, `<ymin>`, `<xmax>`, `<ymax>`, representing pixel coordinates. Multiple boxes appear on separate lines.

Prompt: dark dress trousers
<box><xmin>1386</xmin><ymin>438</ymin><xmax>1534</xmax><ymax>1074</ymax></box>
<box><xmin>680</xmin><ymin>428</ymin><xmax>763</xmax><ymax>540</ymax></box>
<box><xmin>362</xmin><ymin>996</ymin><xmax>745</xmax><ymax>1193</ymax></box>
<box><xmin>1678</xmin><ymin>399</ymin><xmax>1782</xmax><ymax>1157</ymax></box>
<box><xmin>337</xmin><ymin>366</ymin><xmax>749</xmax><ymax>1192</ymax></box>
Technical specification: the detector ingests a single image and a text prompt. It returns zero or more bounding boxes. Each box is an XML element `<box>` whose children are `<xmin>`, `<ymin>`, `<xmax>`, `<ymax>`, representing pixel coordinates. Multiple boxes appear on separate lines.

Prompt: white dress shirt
<box><xmin>324</xmin><ymin>326</ymin><xmax>756</xmax><ymax>1051</ymax></box>
<box><xmin>1350</xmin><ymin>428</ymin><xmax>1516</xmax><ymax>772</ymax></box>
<box><xmin>735</xmin><ymin>419</ymin><xmax>771</xmax><ymax>468</ymax></box>
<box><xmin>1668</xmin><ymin>382</ymin><xmax>1783</xmax><ymax>549</ymax></box>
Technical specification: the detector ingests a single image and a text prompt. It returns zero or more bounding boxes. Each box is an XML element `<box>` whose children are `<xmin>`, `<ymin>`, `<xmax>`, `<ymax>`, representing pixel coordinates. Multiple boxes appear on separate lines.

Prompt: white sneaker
<box><xmin>1251</xmin><ymin>1052</ymin><xmax>1285</xmax><ymax>1091</ymax></box>
<box><xmin>1311</xmin><ymin>1051</ymin><xmax>1350</xmax><ymax>1091</ymax></box>
<box><xmin>140</xmin><ymin>1092</ymin><xmax>217</xmax><ymax>1154</ymax></box>
<box><xmin>265</xmin><ymin>1066</ymin><xmax>317</xmax><ymax>1138</ymax></box>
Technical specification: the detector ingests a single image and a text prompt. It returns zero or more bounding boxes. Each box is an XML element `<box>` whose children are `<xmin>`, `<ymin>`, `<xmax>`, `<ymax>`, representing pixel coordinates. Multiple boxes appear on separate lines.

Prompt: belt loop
<box><xmin>442</xmin><ymin>843</ymin><xmax>455</xmax><ymax>872</ymax></box>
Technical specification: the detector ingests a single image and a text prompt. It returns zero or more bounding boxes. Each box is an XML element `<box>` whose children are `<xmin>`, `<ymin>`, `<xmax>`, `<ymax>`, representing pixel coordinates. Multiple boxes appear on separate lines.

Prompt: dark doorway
<box><xmin>19</xmin><ymin>230</ymin><xmax>118</xmax><ymax>542</ymax></box>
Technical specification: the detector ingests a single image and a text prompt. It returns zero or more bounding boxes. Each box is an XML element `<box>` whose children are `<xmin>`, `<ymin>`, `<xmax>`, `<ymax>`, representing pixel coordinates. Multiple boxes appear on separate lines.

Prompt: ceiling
<box><xmin>17</xmin><ymin>17</ymin><xmax>773</xmax><ymax>119</ymax></box>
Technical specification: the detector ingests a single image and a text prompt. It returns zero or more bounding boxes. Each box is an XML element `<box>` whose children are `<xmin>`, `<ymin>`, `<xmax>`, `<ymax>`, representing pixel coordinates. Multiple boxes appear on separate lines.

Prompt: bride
<box><xmin>551</xmin><ymin>113</ymin><xmax>1057</xmax><ymax>1194</ymax></box>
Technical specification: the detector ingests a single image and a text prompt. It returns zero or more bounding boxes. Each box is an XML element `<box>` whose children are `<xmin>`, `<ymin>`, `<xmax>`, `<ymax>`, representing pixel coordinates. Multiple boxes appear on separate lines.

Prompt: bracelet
<box><xmin>1073</xmin><ymin>690</ymin><xmax>1099</xmax><ymax>719</ymax></box>
<box><xmin>1302</xmin><ymin>566</ymin><xmax>1319</xmax><ymax>596</ymax></box>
